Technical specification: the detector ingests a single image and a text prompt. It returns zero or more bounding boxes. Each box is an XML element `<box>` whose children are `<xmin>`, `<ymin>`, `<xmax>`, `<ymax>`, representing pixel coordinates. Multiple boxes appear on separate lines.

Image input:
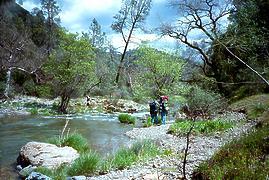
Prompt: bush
<box><xmin>67</xmin><ymin>152</ymin><xmax>100</xmax><ymax>176</ymax></box>
<box><xmin>182</xmin><ymin>86</ymin><xmax>226</xmax><ymax>118</ymax></box>
<box><xmin>48</xmin><ymin>132</ymin><xmax>89</xmax><ymax>153</ymax></box>
<box><xmin>168</xmin><ymin>119</ymin><xmax>234</xmax><ymax>136</ymax></box>
<box><xmin>118</xmin><ymin>114</ymin><xmax>136</xmax><ymax>125</ymax></box>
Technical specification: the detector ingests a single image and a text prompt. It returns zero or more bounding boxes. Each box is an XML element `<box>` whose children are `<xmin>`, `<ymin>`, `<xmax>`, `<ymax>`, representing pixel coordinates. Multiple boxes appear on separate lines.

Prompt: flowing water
<box><xmin>0</xmin><ymin>113</ymin><xmax>135</xmax><ymax>178</ymax></box>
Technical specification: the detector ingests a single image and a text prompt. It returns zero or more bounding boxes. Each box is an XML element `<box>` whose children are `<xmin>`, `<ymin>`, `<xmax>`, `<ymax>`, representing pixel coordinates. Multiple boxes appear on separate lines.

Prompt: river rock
<box><xmin>17</xmin><ymin>141</ymin><xmax>79</xmax><ymax>169</ymax></box>
<box><xmin>19</xmin><ymin>165</ymin><xmax>36</xmax><ymax>178</ymax></box>
<box><xmin>67</xmin><ymin>176</ymin><xmax>87</xmax><ymax>180</ymax></box>
<box><xmin>26</xmin><ymin>172</ymin><xmax>52</xmax><ymax>180</ymax></box>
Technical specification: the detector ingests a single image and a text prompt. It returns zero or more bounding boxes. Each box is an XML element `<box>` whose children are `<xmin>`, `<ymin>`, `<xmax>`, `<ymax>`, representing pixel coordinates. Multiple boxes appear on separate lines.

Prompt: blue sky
<box><xmin>19</xmin><ymin>0</ymin><xmax>179</xmax><ymax>51</ymax></box>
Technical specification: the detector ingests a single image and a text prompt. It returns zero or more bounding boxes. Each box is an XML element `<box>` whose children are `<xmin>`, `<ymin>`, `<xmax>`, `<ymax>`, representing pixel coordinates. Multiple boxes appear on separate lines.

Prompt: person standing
<box><xmin>149</xmin><ymin>100</ymin><xmax>158</xmax><ymax>125</ymax></box>
<box><xmin>159</xmin><ymin>96</ymin><xmax>169</xmax><ymax>125</ymax></box>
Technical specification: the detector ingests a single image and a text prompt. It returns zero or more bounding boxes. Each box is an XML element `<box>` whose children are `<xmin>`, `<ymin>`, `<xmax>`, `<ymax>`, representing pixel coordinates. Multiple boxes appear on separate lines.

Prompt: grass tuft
<box><xmin>118</xmin><ymin>114</ymin><xmax>136</xmax><ymax>125</ymax></box>
<box><xmin>67</xmin><ymin>152</ymin><xmax>100</xmax><ymax>176</ymax></box>
<box><xmin>48</xmin><ymin>132</ymin><xmax>89</xmax><ymax>153</ymax></box>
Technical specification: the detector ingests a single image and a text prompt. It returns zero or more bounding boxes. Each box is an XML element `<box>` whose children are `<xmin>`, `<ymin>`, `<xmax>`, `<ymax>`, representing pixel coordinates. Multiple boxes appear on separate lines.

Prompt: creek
<box><xmin>0</xmin><ymin>112</ymin><xmax>140</xmax><ymax>178</ymax></box>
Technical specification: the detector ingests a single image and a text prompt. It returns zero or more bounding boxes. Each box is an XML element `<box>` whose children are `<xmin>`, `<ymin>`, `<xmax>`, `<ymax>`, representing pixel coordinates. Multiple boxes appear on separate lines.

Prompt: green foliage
<box><xmin>134</xmin><ymin>45</ymin><xmax>185</xmax><ymax>98</ymax></box>
<box><xmin>130</xmin><ymin>140</ymin><xmax>160</xmax><ymax>159</ymax></box>
<box><xmin>118</xmin><ymin>114</ymin><xmax>136</xmax><ymax>125</ymax></box>
<box><xmin>99</xmin><ymin>157</ymin><xmax>114</xmax><ymax>174</ymax></box>
<box><xmin>183</xmin><ymin>86</ymin><xmax>226</xmax><ymax>117</ymax></box>
<box><xmin>168</xmin><ymin>119</ymin><xmax>233</xmax><ymax>136</ymax></box>
<box><xmin>28</xmin><ymin>107</ymin><xmax>38</xmax><ymax>115</ymax></box>
<box><xmin>112</xmin><ymin>148</ymin><xmax>137</xmax><ymax>170</ymax></box>
<box><xmin>111</xmin><ymin>140</ymin><xmax>160</xmax><ymax>170</ymax></box>
<box><xmin>43</xmin><ymin>29</ymin><xmax>97</xmax><ymax>113</ymax></box>
<box><xmin>230</xmin><ymin>94</ymin><xmax>269</xmax><ymax>119</ymax></box>
<box><xmin>143</xmin><ymin>117</ymin><xmax>153</xmax><ymax>127</ymax></box>
<box><xmin>48</xmin><ymin>132</ymin><xmax>89</xmax><ymax>153</ymax></box>
<box><xmin>67</xmin><ymin>152</ymin><xmax>100</xmax><ymax>176</ymax></box>
<box><xmin>35</xmin><ymin>165</ymin><xmax>67</xmax><ymax>180</ymax></box>
<box><xmin>194</xmin><ymin>118</ymin><xmax>269</xmax><ymax>179</ymax></box>
<box><xmin>35</xmin><ymin>84</ymin><xmax>54</xmax><ymax>98</ymax></box>
<box><xmin>206</xmin><ymin>0</ymin><xmax>269</xmax><ymax>98</ymax></box>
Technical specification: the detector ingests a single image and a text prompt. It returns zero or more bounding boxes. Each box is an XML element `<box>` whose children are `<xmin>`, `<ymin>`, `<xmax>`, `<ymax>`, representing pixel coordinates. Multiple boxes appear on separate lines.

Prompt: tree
<box><xmin>89</xmin><ymin>18</ymin><xmax>107</xmax><ymax>50</ymax></box>
<box><xmin>111</xmin><ymin>0</ymin><xmax>152</xmax><ymax>86</ymax></box>
<box><xmin>162</xmin><ymin>0</ymin><xmax>269</xmax><ymax>96</ymax></box>
<box><xmin>134</xmin><ymin>45</ymin><xmax>184</xmax><ymax>98</ymax></box>
<box><xmin>43</xmin><ymin>30</ymin><xmax>97</xmax><ymax>113</ymax></box>
<box><xmin>0</xmin><ymin>16</ymin><xmax>44</xmax><ymax>98</ymax></box>
<box><xmin>84</xmin><ymin>18</ymin><xmax>118</xmax><ymax>95</ymax></box>
<box><xmin>41</xmin><ymin>0</ymin><xmax>61</xmax><ymax>55</ymax></box>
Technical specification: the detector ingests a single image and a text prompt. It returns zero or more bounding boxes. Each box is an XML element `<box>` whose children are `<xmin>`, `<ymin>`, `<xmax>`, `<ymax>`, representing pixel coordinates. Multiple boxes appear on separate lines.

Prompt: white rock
<box><xmin>18</xmin><ymin>142</ymin><xmax>79</xmax><ymax>169</ymax></box>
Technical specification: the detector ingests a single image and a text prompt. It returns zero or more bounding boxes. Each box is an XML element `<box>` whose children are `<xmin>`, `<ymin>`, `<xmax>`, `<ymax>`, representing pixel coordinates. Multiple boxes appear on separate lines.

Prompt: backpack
<box><xmin>149</xmin><ymin>101</ymin><xmax>157</xmax><ymax>113</ymax></box>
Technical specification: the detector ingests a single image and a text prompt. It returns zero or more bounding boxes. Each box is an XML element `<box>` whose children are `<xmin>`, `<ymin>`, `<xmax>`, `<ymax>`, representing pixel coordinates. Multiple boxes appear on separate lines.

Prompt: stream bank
<box><xmin>88</xmin><ymin>112</ymin><xmax>256</xmax><ymax>179</ymax></box>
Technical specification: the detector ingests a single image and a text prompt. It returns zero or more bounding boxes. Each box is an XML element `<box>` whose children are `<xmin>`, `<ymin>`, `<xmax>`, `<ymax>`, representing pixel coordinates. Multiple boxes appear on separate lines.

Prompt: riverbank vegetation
<box><xmin>118</xmin><ymin>113</ymin><xmax>136</xmax><ymax>125</ymax></box>
<box><xmin>37</xmin><ymin>133</ymin><xmax>162</xmax><ymax>179</ymax></box>
<box><xmin>193</xmin><ymin>95</ymin><xmax>269</xmax><ymax>179</ymax></box>
<box><xmin>1</xmin><ymin>0</ymin><xmax>269</xmax><ymax>178</ymax></box>
<box><xmin>168</xmin><ymin>119</ymin><xmax>234</xmax><ymax>136</ymax></box>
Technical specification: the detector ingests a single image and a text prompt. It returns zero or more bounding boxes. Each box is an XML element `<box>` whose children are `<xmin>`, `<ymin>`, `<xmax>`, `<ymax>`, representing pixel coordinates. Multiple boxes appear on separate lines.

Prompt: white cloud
<box><xmin>60</xmin><ymin>0</ymin><xmax>121</xmax><ymax>32</ymax></box>
<box><xmin>109</xmin><ymin>33</ymin><xmax>176</xmax><ymax>52</ymax></box>
<box><xmin>19</xmin><ymin>0</ymin><xmax>39</xmax><ymax>12</ymax></box>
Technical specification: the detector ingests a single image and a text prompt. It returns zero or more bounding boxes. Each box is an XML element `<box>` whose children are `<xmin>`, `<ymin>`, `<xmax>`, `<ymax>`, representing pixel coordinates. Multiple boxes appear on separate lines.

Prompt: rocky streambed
<box><xmin>88</xmin><ymin>112</ymin><xmax>256</xmax><ymax>180</ymax></box>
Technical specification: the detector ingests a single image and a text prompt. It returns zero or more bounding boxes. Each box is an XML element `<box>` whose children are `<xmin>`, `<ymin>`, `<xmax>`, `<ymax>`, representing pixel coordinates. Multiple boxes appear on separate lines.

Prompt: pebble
<box><xmin>88</xmin><ymin>112</ymin><xmax>256</xmax><ymax>180</ymax></box>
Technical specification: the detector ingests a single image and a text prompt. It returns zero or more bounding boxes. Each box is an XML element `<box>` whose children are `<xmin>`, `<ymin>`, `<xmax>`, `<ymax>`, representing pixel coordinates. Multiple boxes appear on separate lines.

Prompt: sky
<box><xmin>18</xmin><ymin>0</ymin><xmax>179</xmax><ymax>51</ymax></box>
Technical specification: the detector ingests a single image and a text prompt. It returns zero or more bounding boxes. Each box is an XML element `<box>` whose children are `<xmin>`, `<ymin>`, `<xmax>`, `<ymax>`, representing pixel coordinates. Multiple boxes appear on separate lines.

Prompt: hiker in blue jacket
<box><xmin>149</xmin><ymin>100</ymin><xmax>158</xmax><ymax>124</ymax></box>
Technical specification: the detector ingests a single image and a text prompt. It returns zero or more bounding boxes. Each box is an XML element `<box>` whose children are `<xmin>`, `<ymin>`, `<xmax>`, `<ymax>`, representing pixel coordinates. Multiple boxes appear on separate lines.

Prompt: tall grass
<box><xmin>48</xmin><ymin>132</ymin><xmax>89</xmax><ymax>153</ymax></box>
<box><xmin>67</xmin><ymin>152</ymin><xmax>100</xmax><ymax>176</ymax></box>
<box><xmin>44</xmin><ymin>135</ymin><xmax>161</xmax><ymax>177</ymax></box>
<box><xmin>112</xmin><ymin>148</ymin><xmax>137</xmax><ymax>170</ymax></box>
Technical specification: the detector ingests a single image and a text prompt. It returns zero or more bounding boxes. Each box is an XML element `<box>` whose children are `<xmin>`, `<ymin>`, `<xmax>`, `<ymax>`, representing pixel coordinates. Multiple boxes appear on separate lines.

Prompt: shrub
<box><xmin>67</xmin><ymin>152</ymin><xmax>100</xmax><ymax>176</ymax></box>
<box><xmin>118</xmin><ymin>114</ymin><xmax>136</xmax><ymax>125</ymax></box>
<box><xmin>168</xmin><ymin>119</ymin><xmax>233</xmax><ymax>136</ymax></box>
<box><xmin>48</xmin><ymin>132</ymin><xmax>89</xmax><ymax>153</ymax></box>
<box><xmin>182</xmin><ymin>86</ymin><xmax>226</xmax><ymax>118</ymax></box>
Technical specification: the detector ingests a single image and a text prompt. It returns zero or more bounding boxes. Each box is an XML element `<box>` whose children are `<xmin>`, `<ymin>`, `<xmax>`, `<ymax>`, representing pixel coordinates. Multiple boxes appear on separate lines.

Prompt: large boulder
<box><xmin>17</xmin><ymin>142</ymin><xmax>79</xmax><ymax>169</ymax></box>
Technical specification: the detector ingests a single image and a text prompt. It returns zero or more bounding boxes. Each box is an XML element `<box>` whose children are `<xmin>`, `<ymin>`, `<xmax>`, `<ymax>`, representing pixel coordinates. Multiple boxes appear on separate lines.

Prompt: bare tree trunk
<box><xmin>182</xmin><ymin>124</ymin><xmax>194</xmax><ymax>179</ymax></box>
<box><xmin>115</xmin><ymin>17</ymin><xmax>137</xmax><ymax>86</ymax></box>
<box><xmin>4</xmin><ymin>68</ymin><xmax>12</xmax><ymax>98</ymax></box>
<box><xmin>58</xmin><ymin>95</ymin><xmax>70</xmax><ymax>114</ymax></box>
